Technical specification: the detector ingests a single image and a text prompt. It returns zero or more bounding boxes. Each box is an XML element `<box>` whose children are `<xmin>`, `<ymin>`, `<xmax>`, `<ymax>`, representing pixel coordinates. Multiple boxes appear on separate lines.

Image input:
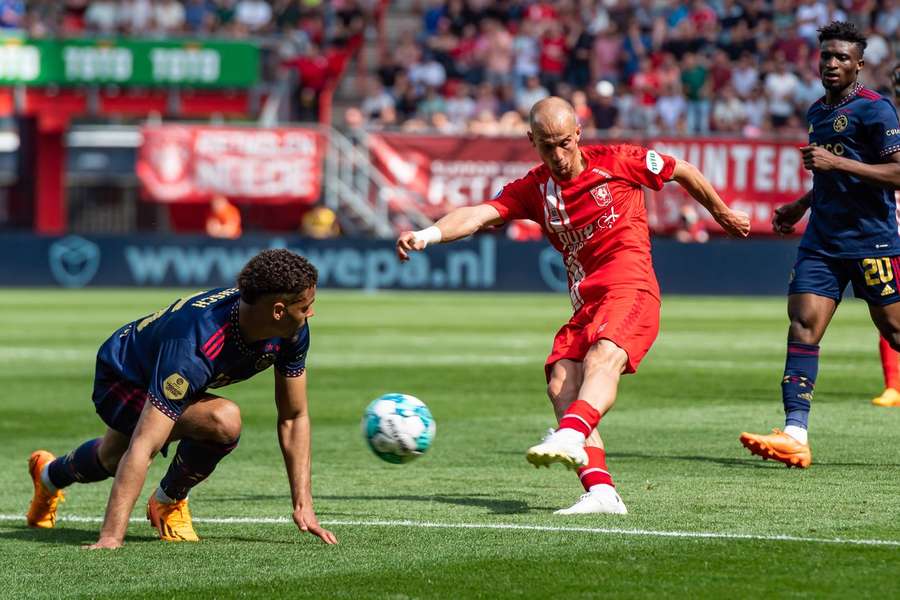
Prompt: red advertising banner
<box><xmin>137</xmin><ymin>125</ymin><xmax>324</xmax><ymax>204</ymax></box>
<box><xmin>368</xmin><ymin>134</ymin><xmax>813</xmax><ymax>234</ymax></box>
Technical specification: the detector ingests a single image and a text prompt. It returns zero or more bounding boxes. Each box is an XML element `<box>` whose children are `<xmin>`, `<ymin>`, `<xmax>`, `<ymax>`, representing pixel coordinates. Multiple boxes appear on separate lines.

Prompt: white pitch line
<box><xmin>0</xmin><ymin>514</ymin><xmax>897</xmax><ymax>547</ymax></box>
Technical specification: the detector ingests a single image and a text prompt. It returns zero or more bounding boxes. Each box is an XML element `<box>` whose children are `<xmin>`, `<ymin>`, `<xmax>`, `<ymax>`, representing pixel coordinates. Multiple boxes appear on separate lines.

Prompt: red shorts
<box><xmin>544</xmin><ymin>289</ymin><xmax>660</xmax><ymax>381</ymax></box>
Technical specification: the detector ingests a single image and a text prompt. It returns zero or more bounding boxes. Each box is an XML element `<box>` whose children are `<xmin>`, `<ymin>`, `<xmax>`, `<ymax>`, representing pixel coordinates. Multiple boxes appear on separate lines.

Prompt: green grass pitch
<box><xmin>1</xmin><ymin>289</ymin><xmax>898</xmax><ymax>599</ymax></box>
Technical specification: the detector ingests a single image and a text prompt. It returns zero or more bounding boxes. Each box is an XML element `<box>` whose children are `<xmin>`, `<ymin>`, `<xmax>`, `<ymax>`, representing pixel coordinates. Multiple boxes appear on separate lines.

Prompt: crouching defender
<box><xmin>26</xmin><ymin>249</ymin><xmax>337</xmax><ymax>548</ymax></box>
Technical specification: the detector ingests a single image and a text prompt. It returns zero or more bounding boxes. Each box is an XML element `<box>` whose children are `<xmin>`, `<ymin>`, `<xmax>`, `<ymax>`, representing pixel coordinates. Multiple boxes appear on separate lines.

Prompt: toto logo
<box><xmin>48</xmin><ymin>236</ymin><xmax>100</xmax><ymax>288</ymax></box>
<box><xmin>538</xmin><ymin>247</ymin><xmax>568</xmax><ymax>293</ymax></box>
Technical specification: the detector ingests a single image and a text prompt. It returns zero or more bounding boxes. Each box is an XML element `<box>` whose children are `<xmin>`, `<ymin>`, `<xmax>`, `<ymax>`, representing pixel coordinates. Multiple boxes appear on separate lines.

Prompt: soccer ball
<box><xmin>362</xmin><ymin>393</ymin><xmax>436</xmax><ymax>464</ymax></box>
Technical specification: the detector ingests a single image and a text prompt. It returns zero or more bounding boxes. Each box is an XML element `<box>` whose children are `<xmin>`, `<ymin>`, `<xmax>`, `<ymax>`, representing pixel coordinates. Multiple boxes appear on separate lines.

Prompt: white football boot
<box><xmin>554</xmin><ymin>485</ymin><xmax>628</xmax><ymax>515</ymax></box>
<box><xmin>526</xmin><ymin>428</ymin><xmax>588</xmax><ymax>470</ymax></box>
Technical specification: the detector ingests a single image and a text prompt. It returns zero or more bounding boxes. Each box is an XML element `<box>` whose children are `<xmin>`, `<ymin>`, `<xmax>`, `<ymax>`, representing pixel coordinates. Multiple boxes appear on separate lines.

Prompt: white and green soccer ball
<box><xmin>362</xmin><ymin>393</ymin><xmax>436</xmax><ymax>464</ymax></box>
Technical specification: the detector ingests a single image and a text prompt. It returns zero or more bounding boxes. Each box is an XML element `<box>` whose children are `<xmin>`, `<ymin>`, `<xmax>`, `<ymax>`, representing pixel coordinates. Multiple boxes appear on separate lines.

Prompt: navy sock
<box><xmin>47</xmin><ymin>438</ymin><xmax>112</xmax><ymax>489</ymax></box>
<box><xmin>159</xmin><ymin>437</ymin><xmax>239</xmax><ymax>501</ymax></box>
<box><xmin>782</xmin><ymin>342</ymin><xmax>819</xmax><ymax>429</ymax></box>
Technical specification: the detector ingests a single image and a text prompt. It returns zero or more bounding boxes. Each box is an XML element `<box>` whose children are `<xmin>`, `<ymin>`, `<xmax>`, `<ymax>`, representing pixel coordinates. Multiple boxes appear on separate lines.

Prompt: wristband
<box><xmin>412</xmin><ymin>226</ymin><xmax>442</xmax><ymax>248</ymax></box>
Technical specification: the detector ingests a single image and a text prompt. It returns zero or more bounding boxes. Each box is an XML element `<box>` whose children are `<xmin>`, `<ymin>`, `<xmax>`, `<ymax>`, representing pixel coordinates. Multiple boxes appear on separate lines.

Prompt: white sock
<box><xmin>553</xmin><ymin>427</ymin><xmax>586</xmax><ymax>444</ymax></box>
<box><xmin>783</xmin><ymin>425</ymin><xmax>808</xmax><ymax>445</ymax></box>
<box><xmin>40</xmin><ymin>464</ymin><xmax>58</xmax><ymax>493</ymax></box>
<box><xmin>155</xmin><ymin>487</ymin><xmax>176</xmax><ymax>504</ymax></box>
<box><xmin>588</xmin><ymin>483</ymin><xmax>616</xmax><ymax>495</ymax></box>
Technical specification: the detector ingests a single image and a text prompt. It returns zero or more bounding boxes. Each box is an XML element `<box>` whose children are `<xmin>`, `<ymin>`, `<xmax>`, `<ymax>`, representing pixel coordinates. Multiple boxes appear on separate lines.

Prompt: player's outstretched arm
<box><xmin>801</xmin><ymin>146</ymin><xmax>900</xmax><ymax>189</ymax></box>
<box><xmin>85</xmin><ymin>403</ymin><xmax>174</xmax><ymax>550</ymax></box>
<box><xmin>396</xmin><ymin>204</ymin><xmax>504</xmax><ymax>261</ymax></box>
<box><xmin>671</xmin><ymin>159</ymin><xmax>750</xmax><ymax>238</ymax></box>
<box><xmin>274</xmin><ymin>372</ymin><xmax>337</xmax><ymax>545</ymax></box>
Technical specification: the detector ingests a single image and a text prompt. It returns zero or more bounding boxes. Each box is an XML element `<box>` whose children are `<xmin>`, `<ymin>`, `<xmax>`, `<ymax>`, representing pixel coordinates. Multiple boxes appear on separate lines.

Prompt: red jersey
<box><xmin>485</xmin><ymin>144</ymin><xmax>676</xmax><ymax>312</ymax></box>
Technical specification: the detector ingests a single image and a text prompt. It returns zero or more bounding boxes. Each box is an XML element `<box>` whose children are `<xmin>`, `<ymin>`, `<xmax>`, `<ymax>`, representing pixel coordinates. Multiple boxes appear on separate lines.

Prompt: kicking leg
<box><xmin>147</xmin><ymin>394</ymin><xmax>242</xmax><ymax>542</ymax></box>
<box><xmin>740</xmin><ymin>293</ymin><xmax>835</xmax><ymax>467</ymax></box>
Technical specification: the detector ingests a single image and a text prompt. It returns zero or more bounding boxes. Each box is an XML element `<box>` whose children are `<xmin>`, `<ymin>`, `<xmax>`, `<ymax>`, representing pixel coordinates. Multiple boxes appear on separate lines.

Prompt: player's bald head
<box><xmin>529</xmin><ymin>97</ymin><xmax>578</xmax><ymax>136</ymax></box>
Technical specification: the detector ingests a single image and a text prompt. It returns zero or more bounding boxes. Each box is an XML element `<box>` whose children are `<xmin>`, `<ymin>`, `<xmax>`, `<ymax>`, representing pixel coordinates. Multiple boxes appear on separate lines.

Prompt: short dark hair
<box><xmin>817</xmin><ymin>21</ymin><xmax>867</xmax><ymax>56</ymax></box>
<box><xmin>238</xmin><ymin>249</ymin><xmax>318</xmax><ymax>304</ymax></box>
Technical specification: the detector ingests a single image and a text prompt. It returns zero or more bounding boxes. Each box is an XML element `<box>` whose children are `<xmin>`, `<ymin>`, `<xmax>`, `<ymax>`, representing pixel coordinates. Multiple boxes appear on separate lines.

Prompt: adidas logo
<box><xmin>882</xmin><ymin>284</ymin><xmax>895</xmax><ymax>296</ymax></box>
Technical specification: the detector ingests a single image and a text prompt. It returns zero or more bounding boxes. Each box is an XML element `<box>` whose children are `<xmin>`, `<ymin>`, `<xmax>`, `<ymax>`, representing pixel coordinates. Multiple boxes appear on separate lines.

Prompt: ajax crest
<box><xmin>833</xmin><ymin>114</ymin><xmax>848</xmax><ymax>132</ymax></box>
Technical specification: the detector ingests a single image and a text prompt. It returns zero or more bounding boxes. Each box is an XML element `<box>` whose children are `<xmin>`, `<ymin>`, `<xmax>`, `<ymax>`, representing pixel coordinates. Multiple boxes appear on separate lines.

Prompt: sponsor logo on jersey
<box><xmin>591</xmin><ymin>167</ymin><xmax>611</xmax><ymax>178</ymax></box>
<box><xmin>645</xmin><ymin>150</ymin><xmax>663</xmax><ymax>174</ymax></box>
<box><xmin>886</xmin><ymin>128</ymin><xmax>900</xmax><ymax>137</ymax></box>
<box><xmin>882</xmin><ymin>283</ymin><xmax>895</xmax><ymax>296</ymax></box>
<box><xmin>833</xmin><ymin>114</ymin><xmax>848</xmax><ymax>132</ymax></box>
<box><xmin>163</xmin><ymin>373</ymin><xmax>189</xmax><ymax>402</ymax></box>
<box><xmin>589</xmin><ymin>183</ymin><xmax>613</xmax><ymax>208</ymax></box>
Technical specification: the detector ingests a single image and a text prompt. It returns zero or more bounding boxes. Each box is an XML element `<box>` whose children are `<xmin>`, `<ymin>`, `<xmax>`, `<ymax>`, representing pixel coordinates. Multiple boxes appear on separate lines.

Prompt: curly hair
<box><xmin>817</xmin><ymin>21</ymin><xmax>867</xmax><ymax>55</ymax></box>
<box><xmin>237</xmin><ymin>249</ymin><xmax>318</xmax><ymax>304</ymax></box>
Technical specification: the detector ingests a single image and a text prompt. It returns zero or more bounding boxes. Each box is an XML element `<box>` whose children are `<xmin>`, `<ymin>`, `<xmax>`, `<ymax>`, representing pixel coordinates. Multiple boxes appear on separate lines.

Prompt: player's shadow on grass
<box><xmin>0</xmin><ymin>525</ymin><xmax>121</xmax><ymax>546</ymax></box>
<box><xmin>319</xmin><ymin>494</ymin><xmax>535</xmax><ymax>514</ymax></box>
<box><xmin>609</xmin><ymin>451</ymin><xmax>900</xmax><ymax>468</ymax></box>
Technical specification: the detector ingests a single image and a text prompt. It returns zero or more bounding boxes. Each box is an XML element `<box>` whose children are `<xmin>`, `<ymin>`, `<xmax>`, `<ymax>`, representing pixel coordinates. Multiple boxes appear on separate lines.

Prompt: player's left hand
<box><xmin>716</xmin><ymin>209</ymin><xmax>751</xmax><ymax>238</ymax></box>
<box><xmin>801</xmin><ymin>145</ymin><xmax>840</xmax><ymax>172</ymax></box>
<box><xmin>83</xmin><ymin>537</ymin><xmax>123</xmax><ymax>550</ymax></box>
<box><xmin>292</xmin><ymin>505</ymin><xmax>338</xmax><ymax>545</ymax></box>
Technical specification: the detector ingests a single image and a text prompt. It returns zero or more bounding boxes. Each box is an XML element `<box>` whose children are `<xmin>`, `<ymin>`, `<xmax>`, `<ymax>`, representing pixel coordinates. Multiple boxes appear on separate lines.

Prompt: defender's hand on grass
<box><xmin>293</xmin><ymin>505</ymin><xmax>337</xmax><ymax>545</ymax></box>
<box><xmin>84</xmin><ymin>537</ymin><xmax>123</xmax><ymax>550</ymax></box>
<box><xmin>715</xmin><ymin>209</ymin><xmax>751</xmax><ymax>238</ymax></box>
<box><xmin>396</xmin><ymin>231</ymin><xmax>426</xmax><ymax>262</ymax></box>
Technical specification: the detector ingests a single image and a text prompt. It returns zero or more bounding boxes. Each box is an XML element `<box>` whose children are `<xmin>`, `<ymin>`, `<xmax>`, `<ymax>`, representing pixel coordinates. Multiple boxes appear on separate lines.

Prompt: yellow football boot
<box><xmin>872</xmin><ymin>387</ymin><xmax>900</xmax><ymax>407</ymax></box>
<box><xmin>26</xmin><ymin>450</ymin><xmax>65</xmax><ymax>528</ymax></box>
<box><xmin>146</xmin><ymin>496</ymin><xmax>200</xmax><ymax>542</ymax></box>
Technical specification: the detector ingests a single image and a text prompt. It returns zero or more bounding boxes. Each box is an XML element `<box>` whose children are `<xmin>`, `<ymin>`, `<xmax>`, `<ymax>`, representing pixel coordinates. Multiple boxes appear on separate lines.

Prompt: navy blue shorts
<box><xmin>789</xmin><ymin>248</ymin><xmax>900</xmax><ymax>306</ymax></box>
<box><xmin>92</xmin><ymin>362</ymin><xmax>148</xmax><ymax>437</ymax></box>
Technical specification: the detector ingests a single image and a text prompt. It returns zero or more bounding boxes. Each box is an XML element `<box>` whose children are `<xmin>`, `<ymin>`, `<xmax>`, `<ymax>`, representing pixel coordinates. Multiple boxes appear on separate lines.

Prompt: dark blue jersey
<box><xmin>96</xmin><ymin>288</ymin><xmax>309</xmax><ymax>421</ymax></box>
<box><xmin>801</xmin><ymin>83</ymin><xmax>900</xmax><ymax>258</ymax></box>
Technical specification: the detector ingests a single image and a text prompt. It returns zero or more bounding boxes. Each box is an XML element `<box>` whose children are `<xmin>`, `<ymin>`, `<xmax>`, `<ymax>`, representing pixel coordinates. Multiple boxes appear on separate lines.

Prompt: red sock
<box><xmin>558</xmin><ymin>400</ymin><xmax>600</xmax><ymax>438</ymax></box>
<box><xmin>879</xmin><ymin>336</ymin><xmax>900</xmax><ymax>390</ymax></box>
<box><xmin>578</xmin><ymin>446</ymin><xmax>614</xmax><ymax>491</ymax></box>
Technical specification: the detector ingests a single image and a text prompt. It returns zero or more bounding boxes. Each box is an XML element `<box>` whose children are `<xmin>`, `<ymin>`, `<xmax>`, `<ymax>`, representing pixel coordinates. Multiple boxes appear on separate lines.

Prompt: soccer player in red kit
<box><xmin>396</xmin><ymin>97</ymin><xmax>750</xmax><ymax>514</ymax></box>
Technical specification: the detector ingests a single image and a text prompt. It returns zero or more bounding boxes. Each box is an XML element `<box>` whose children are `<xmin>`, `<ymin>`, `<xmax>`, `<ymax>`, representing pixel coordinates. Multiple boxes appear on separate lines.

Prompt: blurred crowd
<box><xmin>352</xmin><ymin>0</ymin><xmax>900</xmax><ymax>137</ymax></box>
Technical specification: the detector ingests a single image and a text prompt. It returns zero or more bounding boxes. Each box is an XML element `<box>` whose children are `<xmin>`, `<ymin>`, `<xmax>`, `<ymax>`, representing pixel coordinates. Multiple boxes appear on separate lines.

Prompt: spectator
<box><xmin>153</xmin><ymin>0</ymin><xmax>185</xmax><ymax>33</ymax></box>
<box><xmin>516</xmin><ymin>75</ymin><xmax>549</xmax><ymax>115</ymax></box>
<box><xmin>764</xmin><ymin>54</ymin><xmax>799</xmax><ymax>129</ymax></box>
<box><xmin>0</xmin><ymin>0</ymin><xmax>24</xmax><ymax>29</ymax></box>
<box><xmin>360</xmin><ymin>77</ymin><xmax>395</xmax><ymax>122</ymax></box>
<box><xmin>184</xmin><ymin>0</ymin><xmax>216</xmax><ymax>33</ymax></box>
<box><xmin>301</xmin><ymin>206</ymin><xmax>340</xmax><ymax>239</ymax></box>
<box><xmin>712</xmin><ymin>84</ymin><xmax>747</xmax><ymax>133</ymax></box>
<box><xmin>675</xmin><ymin>204</ymin><xmax>709</xmax><ymax>243</ymax></box>
<box><xmin>206</xmin><ymin>195</ymin><xmax>242</xmax><ymax>240</ymax></box>
<box><xmin>445</xmin><ymin>82</ymin><xmax>476</xmax><ymax>128</ymax></box>
<box><xmin>234</xmin><ymin>0</ymin><xmax>272</xmax><ymax>34</ymax></box>
<box><xmin>731</xmin><ymin>51</ymin><xmax>759</xmax><ymax>98</ymax></box>
<box><xmin>85</xmin><ymin>0</ymin><xmax>117</xmax><ymax>33</ymax></box>
<box><xmin>538</xmin><ymin>19</ymin><xmax>566</xmax><ymax>93</ymax></box>
<box><xmin>657</xmin><ymin>82</ymin><xmax>687</xmax><ymax>134</ymax></box>
<box><xmin>480</xmin><ymin>18</ymin><xmax>514</xmax><ymax>86</ymax></box>
<box><xmin>512</xmin><ymin>19</ymin><xmax>540</xmax><ymax>90</ymax></box>
<box><xmin>589</xmin><ymin>80</ymin><xmax>619</xmax><ymax>132</ymax></box>
<box><xmin>680</xmin><ymin>52</ymin><xmax>710</xmax><ymax>134</ymax></box>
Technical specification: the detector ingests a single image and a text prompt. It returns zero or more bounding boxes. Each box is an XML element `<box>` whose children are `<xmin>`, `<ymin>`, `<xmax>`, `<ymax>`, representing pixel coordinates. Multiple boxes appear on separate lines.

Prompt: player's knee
<box><xmin>788</xmin><ymin>318</ymin><xmax>820</xmax><ymax>344</ymax></box>
<box><xmin>209</xmin><ymin>401</ymin><xmax>242</xmax><ymax>444</ymax></box>
<box><xmin>883</xmin><ymin>331</ymin><xmax>900</xmax><ymax>352</ymax></box>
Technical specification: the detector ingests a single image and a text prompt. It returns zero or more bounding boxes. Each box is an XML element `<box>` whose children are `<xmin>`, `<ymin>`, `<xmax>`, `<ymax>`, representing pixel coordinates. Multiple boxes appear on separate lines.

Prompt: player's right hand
<box><xmin>396</xmin><ymin>231</ymin><xmax>426</xmax><ymax>262</ymax></box>
<box><xmin>771</xmin><ymin>202</ymin><xmax>806</xmax><ymax>235</ymax></box>
<box><xmin>717</xmin><ymin>209</ymin><xmax>750</xmax><ymax>238</ymax></box>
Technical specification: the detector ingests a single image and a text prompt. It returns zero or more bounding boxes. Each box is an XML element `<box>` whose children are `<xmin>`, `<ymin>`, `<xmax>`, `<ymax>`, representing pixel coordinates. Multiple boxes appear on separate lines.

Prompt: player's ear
<box><xmin>272</xmin><ymin>300</ymin><xmax>287</xmax><ymax>321</ymax></box>
<box><xmin>527</xmin><ymin>130</ymin><xmax>535</xmax><ymax>147</ymax></box>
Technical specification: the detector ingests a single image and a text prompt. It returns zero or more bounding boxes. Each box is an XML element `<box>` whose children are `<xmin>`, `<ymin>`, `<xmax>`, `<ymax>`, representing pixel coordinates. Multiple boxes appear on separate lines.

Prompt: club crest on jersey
<box><xmin>833</xmin><ymin>114</ymin><xmax>848</xmax><ymax>132</ymax></box>
<box><xmin>590</xmin><ymin>183</ymin><xmax>613</xmax><ymax>208</ymax></box>
<box><xmin>163</xmin><ymin>373</ymin><xmax>189</xmax><ymax>402</ymax></box>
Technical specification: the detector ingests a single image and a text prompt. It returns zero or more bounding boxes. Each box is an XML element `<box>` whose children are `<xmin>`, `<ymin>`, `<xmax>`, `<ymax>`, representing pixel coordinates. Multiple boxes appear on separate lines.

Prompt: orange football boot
<box><xmin>739</xmin><ymin>428</ymin><xmax>812</xmax><ymax>468</ymax></box>
<box><xmin>147</xmin><ymin>496</ymin><xmax>200</xmax><ymax>542</ymax></box>
<box><xmin>26</xmin><ymin>450</ymin><xmax>65</xmax><ymax>528</ymax></box>
<box><xmin>872</xmin><ymin>388</ymin><xmax>900</xmax><ymax>407</ymax></box>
